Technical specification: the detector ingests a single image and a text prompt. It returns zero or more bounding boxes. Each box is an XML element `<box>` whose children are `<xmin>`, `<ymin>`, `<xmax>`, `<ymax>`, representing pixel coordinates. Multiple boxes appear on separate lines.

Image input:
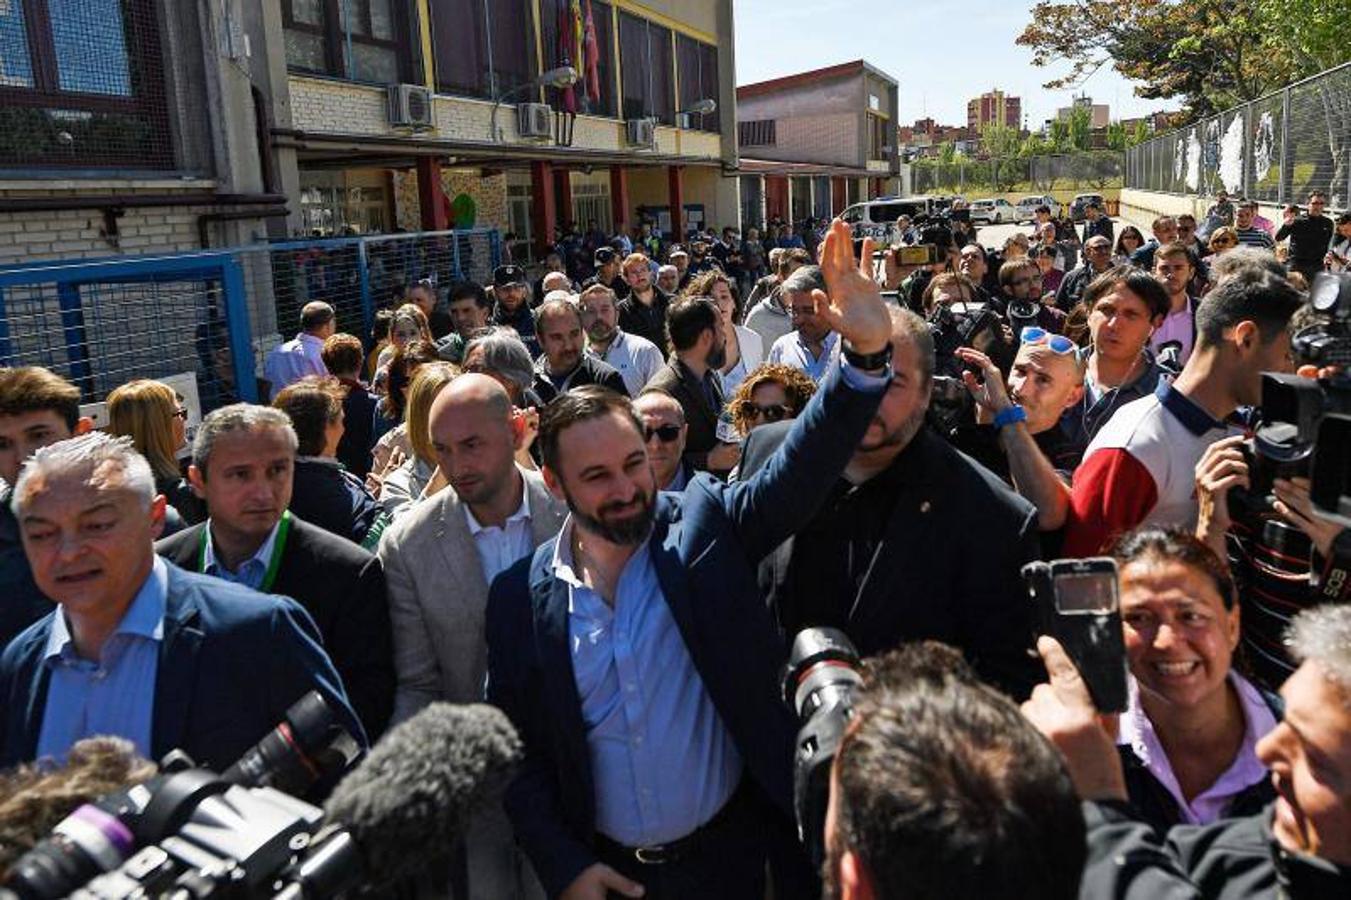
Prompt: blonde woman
<box><xmin>378</xmin><ymin>362</ymin><xmax>458</xmax><ymax>517</ymax></box>
<box><xmin>107</xmin><ymin>379</ymin><xmax>205</xmax><ymax>524</ymax></box>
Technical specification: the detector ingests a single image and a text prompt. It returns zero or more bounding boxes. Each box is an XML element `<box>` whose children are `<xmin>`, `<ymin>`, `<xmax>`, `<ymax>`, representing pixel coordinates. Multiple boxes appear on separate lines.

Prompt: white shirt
<box><xmin>464</xmin><ymin>472</ymin><xmax>534</xmax><ymax>584</ymax></box>
<box><xmin>767</xmin><ymin>330</ymin><xmax>840</xmax><ymax>383</ymax></box>
<box><xmin>264</xmin><ymin>332</ymin><xmax>328</xmax><ymax>400</ymax></box>
<box><xmin>588</xmin><ymin>330</ymin><xmax>666</xmax><ymax>396</ymax></box>
<box><xmin>719</xmin><ymin>325</ymin><xmax>765</xmax><ymax>397</ymax></box>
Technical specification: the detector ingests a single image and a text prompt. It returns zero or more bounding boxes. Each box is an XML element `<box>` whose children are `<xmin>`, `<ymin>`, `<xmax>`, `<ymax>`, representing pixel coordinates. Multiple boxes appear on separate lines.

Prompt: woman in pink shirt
<box><xmin>1109</xmin><ymin>526</ymin><xmax>1278</xmax><ymax>830</ymax></box>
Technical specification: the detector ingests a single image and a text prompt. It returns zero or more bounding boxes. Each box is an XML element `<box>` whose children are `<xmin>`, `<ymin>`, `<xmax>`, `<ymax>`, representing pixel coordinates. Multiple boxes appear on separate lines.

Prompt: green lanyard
<box><xmin>198</xmin><ymin>510</ymin><xmax>292</xmax><ymax>593</ymax></box>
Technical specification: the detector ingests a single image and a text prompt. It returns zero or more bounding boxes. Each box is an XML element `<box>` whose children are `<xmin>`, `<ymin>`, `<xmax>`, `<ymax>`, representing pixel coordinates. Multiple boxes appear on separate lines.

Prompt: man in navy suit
<box><xmin>0</xmin><ymin>431</ymin><xmax>364</xmax><ymax>772</ymax></box>
<box><xmin>486</xmin><ymin>220</ymin><xmax>895</xmax><ymax>900</ymax></box>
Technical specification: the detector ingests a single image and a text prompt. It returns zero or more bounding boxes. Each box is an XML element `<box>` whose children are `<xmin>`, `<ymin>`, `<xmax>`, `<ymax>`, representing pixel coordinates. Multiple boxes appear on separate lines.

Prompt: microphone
<box><xmin>274</xmin><ymin>702</ymin><xmax>522</xmax><ymax>897</ymax></box>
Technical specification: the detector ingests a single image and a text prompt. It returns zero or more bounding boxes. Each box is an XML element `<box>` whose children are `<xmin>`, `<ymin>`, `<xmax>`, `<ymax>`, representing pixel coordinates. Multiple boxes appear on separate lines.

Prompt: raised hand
<box><xmin>812</xmin><ymin>219</ymin><xmax>892</xmax><ymax>355</ymax></box>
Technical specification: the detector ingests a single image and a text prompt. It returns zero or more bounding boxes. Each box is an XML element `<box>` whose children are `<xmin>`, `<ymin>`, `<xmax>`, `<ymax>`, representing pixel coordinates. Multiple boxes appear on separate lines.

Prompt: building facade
<box><xmin>734</xmin><ymin>60</ymin><xmax>899</xmax><ymax>228</ymax></box>
<box><xmin>967</xmin><ymin>89</ymin><xmax>1021</xmax><ymax>131</ymax></box>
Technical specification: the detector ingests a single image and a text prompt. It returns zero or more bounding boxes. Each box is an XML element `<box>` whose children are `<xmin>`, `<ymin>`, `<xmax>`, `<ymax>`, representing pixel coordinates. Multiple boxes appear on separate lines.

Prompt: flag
<box><xmin>583</xmin><ymin>0</ymin><xmax>601</xmax><ymax>103</ymax></box>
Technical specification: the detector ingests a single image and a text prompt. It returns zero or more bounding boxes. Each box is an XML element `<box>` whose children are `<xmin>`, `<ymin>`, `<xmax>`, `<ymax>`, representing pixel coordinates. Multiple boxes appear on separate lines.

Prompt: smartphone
<box><xmin>1022</xmin><ymin>558</ymin><xmax>1129</xmax><ymax>713</ymax></box>
<box><xmin>894</xmin><ymin>243</ymin><xmax>943</xmax><ymax>266</ymax></box>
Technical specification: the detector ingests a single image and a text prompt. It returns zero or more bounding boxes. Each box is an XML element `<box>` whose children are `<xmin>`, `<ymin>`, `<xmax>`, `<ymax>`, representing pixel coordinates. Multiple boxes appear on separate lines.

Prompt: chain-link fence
<box><xmin>911</xmin><ymin>152</ymin><xmax>1124</xmax><ymax>196</ymax></box>
<box><xmin>1125</xmin><ymin>62</ymin><xmax>1351</xmax><ymax>208</ymax></box>
<box><xmin>0</xmin><ymin>228</ymin><xmax>502</xmax><ymax>413</ymax></box>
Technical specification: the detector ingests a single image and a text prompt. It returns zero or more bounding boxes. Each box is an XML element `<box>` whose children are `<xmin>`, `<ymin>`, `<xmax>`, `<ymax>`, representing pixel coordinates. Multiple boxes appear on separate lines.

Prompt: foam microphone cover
<box><xmin>322</xmin><ymin>703</ymin><xmax>522</xmax><ymax>884</ymax></box>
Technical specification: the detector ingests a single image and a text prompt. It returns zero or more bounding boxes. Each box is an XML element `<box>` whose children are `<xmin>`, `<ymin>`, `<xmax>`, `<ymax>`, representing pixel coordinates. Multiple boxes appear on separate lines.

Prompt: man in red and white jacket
<box><xmin>1018</xmin><ymin>263</ymin><xmax>1303</xmax><ymax>558</ymax></box>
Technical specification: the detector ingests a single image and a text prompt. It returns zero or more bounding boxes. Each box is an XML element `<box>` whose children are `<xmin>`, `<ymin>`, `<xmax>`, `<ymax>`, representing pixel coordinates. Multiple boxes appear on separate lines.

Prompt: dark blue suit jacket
<box><xmin>485</xmin><ymin>364</ymin><xmax>884</xmax><ymax>897</ymax></box>
<box><xmin>0</xmin><ymin>560</ymin><xmax>366</xmax><ymax>772</ymax></box>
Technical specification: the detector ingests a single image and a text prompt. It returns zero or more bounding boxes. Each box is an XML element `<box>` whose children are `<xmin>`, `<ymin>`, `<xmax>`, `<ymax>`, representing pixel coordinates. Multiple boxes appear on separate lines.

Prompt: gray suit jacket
<box><xmin>378</xmin><ymin>467</ymin><xmax>567</xmax><ymax>725</ymax></box>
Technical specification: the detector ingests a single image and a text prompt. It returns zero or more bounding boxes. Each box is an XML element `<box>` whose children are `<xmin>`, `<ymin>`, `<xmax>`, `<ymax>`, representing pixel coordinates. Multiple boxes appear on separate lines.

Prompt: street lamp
<box><xmin>490</xmin><ymin>66</ymin><xmax>581</xmax><ymax>141</ymax></box>
<box><xmin>676</xmin><ymin>98</ymin><xmax>717</xmax><ymax>129</ymax></box>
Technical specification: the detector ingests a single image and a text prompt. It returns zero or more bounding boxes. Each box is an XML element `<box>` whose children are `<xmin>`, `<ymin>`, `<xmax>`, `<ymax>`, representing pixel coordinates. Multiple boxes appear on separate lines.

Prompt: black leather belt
<box><xmin>593</xmin><ymin>781</ymin><xmax>750</xmax><ymax>866</ymax></box>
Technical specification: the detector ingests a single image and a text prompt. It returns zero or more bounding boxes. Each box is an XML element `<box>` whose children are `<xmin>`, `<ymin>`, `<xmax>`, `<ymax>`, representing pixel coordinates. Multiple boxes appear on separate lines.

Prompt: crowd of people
<box><xmin>0</xmin><ymin>193</ymin><xmax>1350</xmax><ymax>900</ymax></box>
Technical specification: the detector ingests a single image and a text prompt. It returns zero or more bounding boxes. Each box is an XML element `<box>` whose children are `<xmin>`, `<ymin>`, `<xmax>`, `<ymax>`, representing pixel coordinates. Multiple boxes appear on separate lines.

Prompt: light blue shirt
<box><xmin>555</xmin><ymin>520</ymin><xmax>742</xmax><ymax>847</ymax></box>
<box><xmin>767</xmin><ymin>330</ymin><xmax>840</xmax><ymax>383</ymax></box>
<box><xmin>37</xmin><ymin>557</ymin><xmax>168</xmax><ymax>762</ymax></box>
<box><xmin>202</xmin><ymin>518</ymin><xmax>282</xmax><ymax>590</ymax></box>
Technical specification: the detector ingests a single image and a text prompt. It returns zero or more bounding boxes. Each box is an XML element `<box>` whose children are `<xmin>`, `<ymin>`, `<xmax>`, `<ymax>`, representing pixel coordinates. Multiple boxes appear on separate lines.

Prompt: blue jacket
<box><xmin>0</xmin><ymin>560</ymin><xmax>366</xmax><ymax>771</ymax></box>
<box><xmin>485</xmin><ymin>364</ymin><xmax>884</xmax><ymax>897</ymax></box>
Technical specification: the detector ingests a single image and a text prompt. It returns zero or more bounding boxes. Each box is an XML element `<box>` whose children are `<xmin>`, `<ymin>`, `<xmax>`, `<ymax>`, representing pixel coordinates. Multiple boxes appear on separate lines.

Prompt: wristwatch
<box><xmin>841</xmin><ymin>341</ymin><xmax>893</xmax><ymax>371</ymax></box>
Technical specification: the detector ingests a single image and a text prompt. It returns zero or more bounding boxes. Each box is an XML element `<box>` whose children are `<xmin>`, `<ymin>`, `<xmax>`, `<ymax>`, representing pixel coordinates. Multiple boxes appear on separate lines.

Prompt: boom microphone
<box><xmin>274</xmin><ymin>702</ymin><xmax>522</xmax><ymax>897</ymax></box>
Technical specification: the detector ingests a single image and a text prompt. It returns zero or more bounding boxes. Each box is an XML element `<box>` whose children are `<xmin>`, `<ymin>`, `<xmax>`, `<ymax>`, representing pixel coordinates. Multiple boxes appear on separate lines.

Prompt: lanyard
<box><xmin>197</xmin><ymin>510</ymin><xmax>292</xmax><ymax>593</ymax></box>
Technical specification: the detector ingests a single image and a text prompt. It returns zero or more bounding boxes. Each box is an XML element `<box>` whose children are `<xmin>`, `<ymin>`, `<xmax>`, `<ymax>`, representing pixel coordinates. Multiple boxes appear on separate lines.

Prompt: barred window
<box><xmin>0</xmin><ymin>0</ymin><xmax>172</xmax><ymax>168</ymax></box>
<box><xmin>739</xmin><ymin>120</ymin><xmax>776</xmax><ymax>147</ymax></box>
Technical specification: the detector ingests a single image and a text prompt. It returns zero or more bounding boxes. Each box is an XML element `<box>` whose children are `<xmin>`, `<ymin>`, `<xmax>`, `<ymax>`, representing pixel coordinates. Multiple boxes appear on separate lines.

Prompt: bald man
<box><xmin>377</xmin><ymin>374</ymin><xmax>566</xmax><ymax>898</ymax></box>
<box><xmin>264</xmin><ymin>301</ymin><xmax>336</xmax><ymax>400</ymax></box>
<box><xmin>633</xmin><ymin>391</ymin><xmax>690</xmax><ymax>491</ymax></box>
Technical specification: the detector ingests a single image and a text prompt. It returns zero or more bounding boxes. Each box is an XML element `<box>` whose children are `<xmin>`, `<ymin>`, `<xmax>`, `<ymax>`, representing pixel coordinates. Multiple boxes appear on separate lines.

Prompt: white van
<box><xmin>840</xmin><ymin>196</ymin><xmax>943</xmax><ymax>243</ymax></box>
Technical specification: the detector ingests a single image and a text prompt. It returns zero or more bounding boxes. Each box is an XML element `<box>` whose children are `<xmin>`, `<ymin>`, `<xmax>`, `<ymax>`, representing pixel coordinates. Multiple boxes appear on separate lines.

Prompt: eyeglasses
<box><xmin>788</xmin><ymin>305</ymin><xmax>818</xmax><ymax>318</ymax></box>
<box><xmin>173</xmin><ymin>407</ymin><xmax>190</xmax><ymax>420</ymax></box>
<box><xmin>749</xmin><ymin>403</ymin><xmax>792</xmax><ymax>422</ymax></box>
<box><xmin>1020</xmin><ymin>326</ymin><xmax>1076</xmax><ymax>355</ymax></box>
<box><xmin>643</xmin><ymin>424</ymin><xmax>682</xmax><ymax>443</ymax></box>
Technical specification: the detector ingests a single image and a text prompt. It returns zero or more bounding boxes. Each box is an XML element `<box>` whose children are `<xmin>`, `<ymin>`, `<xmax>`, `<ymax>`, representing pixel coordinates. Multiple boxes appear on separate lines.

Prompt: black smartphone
<box><xmin>1022</xmin><ymin>558</ymin><xmax>1129</xmax><ymax>713</ymax></box>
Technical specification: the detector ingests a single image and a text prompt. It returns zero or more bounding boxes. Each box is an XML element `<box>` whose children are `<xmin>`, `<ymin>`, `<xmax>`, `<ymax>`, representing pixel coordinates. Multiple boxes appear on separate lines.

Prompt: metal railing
<box><xmin>0</xmin><ymin>228</ymin><xmax>501</xmax><ymax>411</ymax></box>
<box><xmin>1125</xmin><ymin>62</ymin><xmax>1351</xmax><ymax>207</ymax></box>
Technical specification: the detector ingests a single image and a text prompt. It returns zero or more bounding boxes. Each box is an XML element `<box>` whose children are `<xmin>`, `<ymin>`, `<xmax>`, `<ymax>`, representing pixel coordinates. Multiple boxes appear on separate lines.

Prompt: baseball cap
<box><xmin>594</xmin><ymin>247</ymin><xmax>616</xmax><ymax>265</ymax></box>
<box><xmin>493</xmin><ymin>264</ymin><xmax>527</xmax><ymax>287</ymax></box>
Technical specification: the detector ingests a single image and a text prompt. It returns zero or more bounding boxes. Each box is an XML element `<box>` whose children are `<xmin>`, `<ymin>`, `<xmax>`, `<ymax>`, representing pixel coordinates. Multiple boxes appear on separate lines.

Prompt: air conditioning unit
<box><xmin>516</xmin><ymin>102</ymin><xmax>552</xmax><ymax>139</ymax></box>
<box><xmin>625</xmin><ymin>118</ymin><xmax>655</xmax><ymax>147</ymax></box>
<box><xmin>387</xmin><ymin>84</ymin><xmax>434</xmax><ymax>130</ymax></box>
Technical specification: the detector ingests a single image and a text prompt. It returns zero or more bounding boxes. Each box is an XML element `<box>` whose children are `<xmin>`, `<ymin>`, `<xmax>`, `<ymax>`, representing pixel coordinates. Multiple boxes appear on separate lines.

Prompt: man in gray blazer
<box><xmin>379</xmin><ymin>374</ymin><xmax>566</xmax><ymax>900</ymax></box>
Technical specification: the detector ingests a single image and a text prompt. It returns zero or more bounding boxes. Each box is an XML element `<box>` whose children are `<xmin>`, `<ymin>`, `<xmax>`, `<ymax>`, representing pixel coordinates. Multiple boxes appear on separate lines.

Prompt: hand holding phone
<box><xmin>1022</xmin><ymin>558</ymin><xmax>1129</xmax><ymax>713</ymax></box>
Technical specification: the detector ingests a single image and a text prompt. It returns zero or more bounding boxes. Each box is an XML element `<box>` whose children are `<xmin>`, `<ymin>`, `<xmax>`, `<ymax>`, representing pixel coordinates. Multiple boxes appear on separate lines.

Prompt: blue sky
<box><xmin>732</xmin><ymin>0</ymin><xmax>1174</xmax><ymax>128</ymax></box>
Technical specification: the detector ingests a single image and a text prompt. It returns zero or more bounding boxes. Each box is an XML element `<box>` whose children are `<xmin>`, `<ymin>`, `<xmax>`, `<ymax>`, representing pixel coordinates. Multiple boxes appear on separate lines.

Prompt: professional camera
<box><xmin>2</xmin><ymin>693</ymin><xmax>358</xmax><ymax>900</ymax></box>
<box><xmin>927</xmin><ymin>300</ymin><xmax>1015</xmax><ymax>435</ymax></box>
<box><xmin>1234</xmin><ymin>273</ymin><xmax>1351</xmax><ymax>521</ymax></box>
<box><xmin>781</xmin><ymin>627</ymin><xmax>863</xmax><ymax>867</ymax></box>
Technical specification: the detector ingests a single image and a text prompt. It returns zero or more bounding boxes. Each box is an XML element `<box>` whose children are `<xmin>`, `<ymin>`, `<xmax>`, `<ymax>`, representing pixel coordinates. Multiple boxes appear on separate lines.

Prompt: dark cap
<box><xmin>594</xmin><ymin>247</ymin><xmax>616</xmax><ymax>265</ymax></box>
<box><xmin>493</xmin><ymin>264</ymin><xmax>527</xmax><ymax>287</ymax></box>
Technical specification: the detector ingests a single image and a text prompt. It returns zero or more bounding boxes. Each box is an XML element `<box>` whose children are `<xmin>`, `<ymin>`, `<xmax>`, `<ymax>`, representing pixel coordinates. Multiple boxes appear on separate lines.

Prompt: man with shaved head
<box><xmin>377</xmin><ymin>373</ymin><xmax>566</xmax><ymax>898</ymax></box>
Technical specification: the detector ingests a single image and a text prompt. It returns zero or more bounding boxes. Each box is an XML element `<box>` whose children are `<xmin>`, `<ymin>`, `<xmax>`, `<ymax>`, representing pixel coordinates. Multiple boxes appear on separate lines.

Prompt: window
<box><xmin>284</xmin><ymin>0</ymin><xmax>407</xmax><ymax>84</ymax></box>
<box><xmin>0</xmin><ymin>0</ymin><xmax>172</xmax><ymax>168</ymax></box>
<box><xmin>675</xmin><ymin>34</ymin><xmax>719</xmax><ymax>132</ymax></box>
<box><xmin>739</xmin><ymin>120</ymin><xmax>775</xmax><ymax>147</ymax></box>
<box><xmin>431</xmin><ymin>0</ymin><xmax>536</xmax><ymax>99</ymax></box>
<box><xmin>618</xmin><ymin>12</ymin><xmax>673</xmax><ymax>125</ymax></box>
<box><xmin>540</xmin><ymin>0</ymin><xmax>615</xmax><ymax>117</ymax></box>
<box><xmin>507</xmin><ymin>177</ymin><xmax>534</xmax><ymax>264</ymax></box>
<box><xmin>868</xmin><ymin>113</ymin><xmax>889</xmax><ymax>161</ymax></box>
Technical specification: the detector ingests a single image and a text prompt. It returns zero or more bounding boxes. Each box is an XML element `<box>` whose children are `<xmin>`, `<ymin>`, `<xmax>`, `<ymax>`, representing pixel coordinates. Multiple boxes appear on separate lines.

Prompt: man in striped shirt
<box><xmin>1234</xmin><ymin>199</ymin><xmax>1276</xmax><ymax>250</ymax></box>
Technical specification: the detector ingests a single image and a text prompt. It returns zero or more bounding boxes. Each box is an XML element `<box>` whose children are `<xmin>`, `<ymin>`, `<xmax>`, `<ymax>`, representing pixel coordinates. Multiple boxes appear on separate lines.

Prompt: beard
<box><xmin>587</xmin><ymin>321</ymin><xmax>617</xmax><ymax>344</ymax></box>
<box><xmin>565</xmin><ymin>484</ymin><xmax>656</xmax><ymax>546</ymax></box>
<box><xmin>858</xmin><ymin>403</ymin><xmax>927</xmax><ymax>455</ymax></box>
<box><xmin>707</xmin><ymin>340</ymin><xmax>728</xmax><ymax>370</ymax></box>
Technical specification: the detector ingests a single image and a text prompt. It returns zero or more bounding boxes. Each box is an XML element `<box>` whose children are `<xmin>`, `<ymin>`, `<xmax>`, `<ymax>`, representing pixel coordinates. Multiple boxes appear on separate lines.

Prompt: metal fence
<box><xmin>1125</xmin><ymin>62</ymin><xmax>1351</xmax><ymax>207</ymax></box>
<box><xmin>911</xmin><ymin>152</ymin><xmax>1124</xmax><ymax>196</ymax></box>
<box><xmin>0</xmin><ymin>228</ymin><xmax>501</xmax><ymax>412</ymax></box>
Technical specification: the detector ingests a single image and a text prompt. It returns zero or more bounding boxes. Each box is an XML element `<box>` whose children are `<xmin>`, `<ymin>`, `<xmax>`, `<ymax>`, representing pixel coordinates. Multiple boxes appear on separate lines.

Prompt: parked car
<box><xmin>970</xmin><ymin>198</ymin><xmax>1016</xmax><ymax>224</ymax></box>
<box><xmin>1015</xmin><ymin>194</ymin><xmax>1062</xmax><ymax>223</ymax></box>
<box><xmin>1069</xmin><ymin>193</ymin><xmax>1106</xmax><ymax>222</ymax></box>
<box><xmin>840</xmin><ymin>196</ymin><xmax>946</xmax><ymax>243</ymax></box>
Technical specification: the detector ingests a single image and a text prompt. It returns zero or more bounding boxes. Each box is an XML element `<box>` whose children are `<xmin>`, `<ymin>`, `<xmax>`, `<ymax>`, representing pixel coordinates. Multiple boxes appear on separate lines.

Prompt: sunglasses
<box><xmin>1020</xmin><ymin>326</ymin><xmax>1076</xmax><ymax>355</ymax></box>
<box><xmin>173</xmin><ymin>407</ymin><xmax>190</xmax><ymax>420</ymax></box>
<box><xmin>749</xmin><ymin>403</ymin><xmax>792</xmax><ymax>422</ymax></box>
<box><xmin>644</xmin><ymin>424</ymin><xmax>682</xmax><ymax>443</ymax></box>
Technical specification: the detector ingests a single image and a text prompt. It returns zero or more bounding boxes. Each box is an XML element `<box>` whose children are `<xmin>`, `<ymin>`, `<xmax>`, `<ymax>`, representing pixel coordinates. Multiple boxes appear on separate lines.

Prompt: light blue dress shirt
<box><xmin>767</xmin><ymin>329</ymin><xmax>840</xmax><ymax>383</ymax></box>
<box><xmin>202</xmin><ymin>518</ymin><xmax>282</xmax><ymax>590</ymax></box>
<box><xmin>37</xmin><ymin>557</ymin><xmax>168</xmax><ymax>762</ymax></box>
<box><xmin>555</xmin><ymin>521</ymin><xmax>743</xmax><ymax>847</ymax></box>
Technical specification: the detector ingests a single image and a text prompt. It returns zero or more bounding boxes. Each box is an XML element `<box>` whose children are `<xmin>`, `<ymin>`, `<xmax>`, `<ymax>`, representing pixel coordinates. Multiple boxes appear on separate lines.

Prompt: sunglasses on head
<box><xmin>644</xmin><ymin>424</ymin><xmax>682</xmax><ymax>443</ymax></box>
<box><xmin>749</xmin><ymin>403</ymin><xmax>792</xmax><ymax>422</ymax></box>
<box><xmin>1020</xmin><ymin>326</ymin><xmax>1076</xmax><ymax>355</ymax></box>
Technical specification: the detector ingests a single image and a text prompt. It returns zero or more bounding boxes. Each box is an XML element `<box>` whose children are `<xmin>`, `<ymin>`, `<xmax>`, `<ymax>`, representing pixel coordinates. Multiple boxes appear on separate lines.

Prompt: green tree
<box><xmin>1105</xmin><ymin>121</ymin><xmax>1128</xmax><ymax>150</ymax></box>
<box><xmin>1068</xmin><ymin>105</ymin><xmax>1092</xmax><ymax>151</ymax></box>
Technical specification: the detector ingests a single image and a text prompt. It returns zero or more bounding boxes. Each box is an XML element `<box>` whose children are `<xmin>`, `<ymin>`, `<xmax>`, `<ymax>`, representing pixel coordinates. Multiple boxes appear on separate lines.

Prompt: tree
<box><xmin>1067</xmin><ymin>105</ymin><xmax>1092</xmax><ymax>152</ymax></box>
<box><xmin>1016</xmin><ymin>0</ymin><xmax>1324</xmax><ymax>119</ymax></box>
<box><xmin>980</xmin><ymin>124</ymin><xmax>1023</xmax><ymax>160</ymax></box>
<box><xmin>1105</xmin><ymin>121</ymin><xmax>1128</xmax><ymax>150</ymax></box>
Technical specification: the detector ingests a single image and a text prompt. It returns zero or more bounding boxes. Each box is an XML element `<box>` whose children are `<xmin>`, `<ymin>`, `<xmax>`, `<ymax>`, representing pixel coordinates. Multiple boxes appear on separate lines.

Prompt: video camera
<box><xmin>2</xmin><ymin>693</ymin><xmax>358</xmax><ymax>900</ymax></box>
<box><xmin>927</xmin><ymin>300</ymin><xmax>1015</xmax><ymax>435</ymax></box>
<box><xmin>1239</xmin><ymin>273</ymin><xmax>1351</xmax><ymax>522</ymax></box>
<box><xmin>781</xmin><ymin>628</ymin><xmax>863</xmax><ymax>867</ymax></box>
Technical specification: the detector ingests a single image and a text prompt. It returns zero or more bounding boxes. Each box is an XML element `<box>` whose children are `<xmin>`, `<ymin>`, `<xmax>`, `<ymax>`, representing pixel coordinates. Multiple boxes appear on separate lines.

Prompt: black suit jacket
<box><xmin>157</xmin><ymin>515</ymin><xmax>394</xmax><ymax>739</ymax></box>
<box><xmin>486</xmin><ymin>364</ymin><xmax>884</xmax><ymax>897</ymax></box>
<box><xmin>337</xmin><ymin>378</ymin><xmax>378</xmax><ymax>479</ymax></box>
<box><xmin>642</xmin><ymin>358</ymin><xmax>723</xmax><ymax>472</ymax></box>
<box><xmin>531</xmin><ymin>355</ymin><xmax>629</xmax><ymax>404</ymax></box>
<box><xmin>740</xmin><ymin>424</ymin><xmax>1042</xmax><ymax>699</ymax></box>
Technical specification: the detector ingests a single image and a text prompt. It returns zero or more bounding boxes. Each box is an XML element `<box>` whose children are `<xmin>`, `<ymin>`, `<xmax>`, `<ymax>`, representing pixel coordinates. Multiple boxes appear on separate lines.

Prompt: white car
<box><xmin>970</xmin><ymin>198</ymin><xmax>1015</xmax><ymax>224</ymax></box>
<box><xmin>1016</xmin><ymin>194</ymin><xmax>1062</xmax><ymax>223</ymax></box>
